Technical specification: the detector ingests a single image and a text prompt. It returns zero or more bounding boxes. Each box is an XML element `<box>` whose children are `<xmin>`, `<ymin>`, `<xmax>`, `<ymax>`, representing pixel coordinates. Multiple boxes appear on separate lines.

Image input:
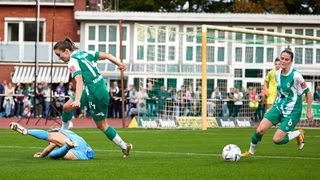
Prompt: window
<box><xmin>6</xmin><ymin>19</ymin><xmax>45</xmax><ymax>42</ymax></box>
<box><xmin>135</xmin><ymin>25</ymin><xmax>178</xmax><ymax>62</ymax></box>
<box><xmin>245</xmin><ymin>69</ymin><xmax>263</xmax><ymax>78</ymax></box>
<box><xmin>184</xmin><ymin>26</ymin><xmax>225</xmax><ymax>63</ymax></box>
<box><xmin>86</xmin><ymin>24</ymin><xmax>129</xmax><ymax>60</ymax></box>
<box><xmin>234</xmin><ymin>69</ymin><xmax>242</xmax><ymax>78</ymax></box>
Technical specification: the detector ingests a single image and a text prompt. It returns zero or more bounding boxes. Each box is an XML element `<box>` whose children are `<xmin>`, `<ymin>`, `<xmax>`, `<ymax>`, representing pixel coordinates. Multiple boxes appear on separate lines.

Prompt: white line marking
<box><xmin>1</xmin><ymin>145</ymin><xmax>319</xmax><ymax>160</ymax></box>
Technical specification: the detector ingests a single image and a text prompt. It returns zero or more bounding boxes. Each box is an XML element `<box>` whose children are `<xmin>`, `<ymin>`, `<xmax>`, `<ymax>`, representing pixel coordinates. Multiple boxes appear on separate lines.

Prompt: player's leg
<box><xmin>90</xmin><ymin>95</ymin><xmax>132</xmax><ymax>157</ymax></box>
<box><xmin>274</xmin><ymin>114</ymin><xmax>304</xmax><ymax>149</ymax></box>
<box><xmin>61</xmin><ymin>91</ymin><xmax>87</xmax><ymax>130</ymax></box>
<box><xmin>242</xmin><ymin>107</ymin><xmax>279</xmax><ymax>156</ymax></box>
<box><xmin>49</xmin><ymin>138</ymin><xmax>78</xmax><ymax>160</ymax></box>
<box><xmin>95</xmin><ymin>120</ymin><xmax>132</xmax><ymax>157</ymax></box>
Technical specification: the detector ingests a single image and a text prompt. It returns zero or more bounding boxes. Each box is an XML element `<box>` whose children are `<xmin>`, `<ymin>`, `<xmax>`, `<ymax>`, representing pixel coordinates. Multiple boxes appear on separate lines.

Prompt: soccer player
<box><xmin>9</xmin><ymin>122</ymin><xmax>94</xmax><ymax>160</ymax></box>
<box><xmin>53</xmin><ymin>37</ymin><xmax>132</xmax><ymax>158</ymax></box>
<box><xmin>241</xmin><ymin>49</ymin><xmax>313</xmax><ymax>157</ymax></box>
<box><xmin>264</xmin><ymin>58</ymin><xmax>281</xmax><ymax>112</ymax></box>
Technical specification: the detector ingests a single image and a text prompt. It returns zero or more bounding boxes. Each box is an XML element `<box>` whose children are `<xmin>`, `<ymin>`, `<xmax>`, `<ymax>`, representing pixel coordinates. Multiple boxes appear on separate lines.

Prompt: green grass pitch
<box><xmin>0</xmin><ymin>128</ymin><xmax>319</xmax><ymax>179</ymax></box>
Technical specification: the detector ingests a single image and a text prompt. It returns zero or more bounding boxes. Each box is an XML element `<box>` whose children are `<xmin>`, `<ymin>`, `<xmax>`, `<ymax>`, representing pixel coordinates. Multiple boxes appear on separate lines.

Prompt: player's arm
<box><xmin>305</xmin><ymin>90</ymin><xmax>313</xmax><ymax>121</ymax></box>
<box><xmin>34</xmin><ymin>142</ymin><xmax>57</xmax><ymax>158</ymax></box>
<box><xmin>98</xmin><ymin>52</ymin><xmax>126</xmax><ymax>71</ymax></box>
<box><xmin>71</xmin><ymin>74</ymin><xmax>84</xmax><ymax>108</ymax></box>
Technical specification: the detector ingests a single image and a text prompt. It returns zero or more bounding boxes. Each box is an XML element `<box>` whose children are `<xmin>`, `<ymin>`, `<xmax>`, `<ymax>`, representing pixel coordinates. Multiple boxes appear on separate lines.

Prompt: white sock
<box><xmin>61</xmin><ymin>121</ymin><xmax>70</xmax><ymax>130</ymax></box>
<box><xmin>249</xmin><ymin>142</ymin><xmax>257</xmax><ymax>154</ymax></box>
<box><xmin>112</xmin><ymin>134</ymin><xmax>127</xmax><ymax>149</ymax></box>
<box><xmin>287</xmin><ymin>130</ymin><xmax>300</xmax><ymax>140</ymax></box>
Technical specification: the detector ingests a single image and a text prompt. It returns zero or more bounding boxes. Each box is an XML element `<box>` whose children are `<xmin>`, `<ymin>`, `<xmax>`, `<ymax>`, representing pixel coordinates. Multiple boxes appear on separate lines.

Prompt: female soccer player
<box><xmin>242</xmin><ymin>49</ymin><xmax>313</xmax><ymax>157</ymax></box>
<box><xmin>9</xmin><ymin>122</ymin><xmax>94</xmax><ymax>160</ymax></box>
<box><xmin>54</xmin><ymin>37</ymin><xmax>132</xmax><ymax>158</ymax></box>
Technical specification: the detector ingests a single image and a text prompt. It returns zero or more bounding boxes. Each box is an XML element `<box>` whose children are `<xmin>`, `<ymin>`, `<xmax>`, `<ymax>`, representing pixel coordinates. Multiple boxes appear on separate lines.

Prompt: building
<box><xmin>74</xmin><ymin>11</ymin><xmax>320</xmax><ymax>94</ymax></box>
<box><xmin>0</xmin><ymin>2</ymin><xmax>319</xmax><ymax>96</ymax></box>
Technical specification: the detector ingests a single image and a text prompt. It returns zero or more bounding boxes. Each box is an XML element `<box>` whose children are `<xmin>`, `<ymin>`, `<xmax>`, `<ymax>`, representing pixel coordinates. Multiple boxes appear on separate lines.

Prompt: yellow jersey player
<box><xmin>264</xmin><ymin>58</ymin><xmax>281</xmax><ymax>111</ymax></box>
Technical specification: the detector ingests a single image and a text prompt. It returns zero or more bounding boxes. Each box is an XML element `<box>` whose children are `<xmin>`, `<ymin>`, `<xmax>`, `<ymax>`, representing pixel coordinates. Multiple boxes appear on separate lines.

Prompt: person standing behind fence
<box><xmin>3</xmin><ymin>82</ymin><xmax>15</xmax><ymax>117</ymax></box>
<box><xmin>110</xmin><ymin>81</ymin><xmax>122</xmax><ymax>119</ymax></box>
<box><xmin>264</xmin><ymin>58</ymin><xmax>281</xmax><ymax>112</ymax></box>
<box><xmin>241</xmin><ymin>49</ymin><xmax>313</xmax><ymax>157</ymax></box>
<box><xmin>0</xmin><ymin>80</ymin><xmax>5</xmax><ymax>113</ymax></box>
<box><xmin>14</xmin><ymin>84</ymin><xmax>24</xmax><ymax>117</ymax></box>
<box><xmin>233</xmin><ymin>88</ymin><xmax>243</xmax><ymax>117</ymax></box>
<box><xmin>54</xmin><ymin>87</ymin><xmax>65</xmax><ymax>118</ymax></box>
<box><xmin>35</xmin><ymin>83</ymin><xmax>44</xmax><ymax>118</ymax></box>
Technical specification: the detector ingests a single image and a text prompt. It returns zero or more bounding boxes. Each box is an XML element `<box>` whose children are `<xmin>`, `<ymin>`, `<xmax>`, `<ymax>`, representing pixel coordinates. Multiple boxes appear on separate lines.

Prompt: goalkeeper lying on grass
<box><xmin>9</xmin><ymin>122</ymin><xmax>94</xmax><ymax>160</ymax></box>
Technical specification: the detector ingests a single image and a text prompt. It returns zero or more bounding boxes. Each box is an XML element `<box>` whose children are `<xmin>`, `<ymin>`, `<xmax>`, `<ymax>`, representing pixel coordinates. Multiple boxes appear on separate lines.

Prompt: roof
<box><xmin>75</xmin><ymin>11</ymin><xmax>320</xmax><ymax>25</ymax></box>
<box><xmin>12</xmin><ymin>66</ymin><xmax>70</xmax><ymax>83</ymax></box>
<box><xmin>0</xmin><ymin>0</ymin><xmax>74</xmax><ymax>6</ymax></box>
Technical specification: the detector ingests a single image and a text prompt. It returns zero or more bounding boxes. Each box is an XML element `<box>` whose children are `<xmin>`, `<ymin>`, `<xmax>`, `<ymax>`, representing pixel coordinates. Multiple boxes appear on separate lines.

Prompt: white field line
<box><xmin>1</xmin><ymin>145</ymin><xmax>320</xmax><ymax>160</ymax></box>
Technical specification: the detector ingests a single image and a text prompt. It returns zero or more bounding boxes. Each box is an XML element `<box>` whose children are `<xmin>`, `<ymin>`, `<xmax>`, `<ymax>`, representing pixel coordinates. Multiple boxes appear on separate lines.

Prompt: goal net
<box><xmin>128</xmin><ymin>23</ymin><xmax>320</xmax><ymax>129</ymax></box>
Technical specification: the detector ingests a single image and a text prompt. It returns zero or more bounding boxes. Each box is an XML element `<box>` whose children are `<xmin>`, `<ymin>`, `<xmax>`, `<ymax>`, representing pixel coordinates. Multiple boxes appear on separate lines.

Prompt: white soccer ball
<box><xmin>222</xmin><ymin>144</ymin><xmax>241</xmax><ymax>162</ymax></box>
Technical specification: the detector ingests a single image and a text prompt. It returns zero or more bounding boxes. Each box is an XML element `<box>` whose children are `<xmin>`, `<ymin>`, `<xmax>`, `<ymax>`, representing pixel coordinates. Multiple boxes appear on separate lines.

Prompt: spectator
<box><xmin>314</xmin><ymin>85</ymin><xmax>320</xmax><ymax>103</ymax></box>
<box><xmin>109</xmin><ymin>81</ymin><xmax>122</xmax><ymax>118</ymax></box>
<box><xmin>3</xmin><ymin>82</ymin><xmax>15</xmax><ymax>117</ymax></box>
<box><xmin>184</xmin><ymin>85</ymin><xmax>194</xmax><ymax>115</ymax></box>
<box><xmin>14</xmin><ymin>84</ymin><xmax>24</xmax><ymax>117</ymax></box>
<box><xmin>248</xmin><ymin>87</ymin><xmax>260</xmax><ymax>122</ymax></box>
<box><xmin>54</xmin><ymin>87</ymin><xmax>65</xmax><ymax>118</ymax></box>
<box><xmin>138</xmin><ymin>88</ymin><xmax>148</xmax><ymax>116</ymax></box>
<box><xmin>0</xmin><ymin>79</ymin><xmax>6</xmax><ymax>113</ymax></box>
<box><xmin>158</xmin><ymin>86</ymin><xmax>168</xmax><ymax>116</ymax></box>
<box><xmin>126</xmin><ymin>85</ymin><xmax>138</xmax><ymax>118</ymax></box>
<box><xmin>194</xmin><ymin>86</ymin><xmax>202</xmax><ymax>116</ymax></box>
<box><xmin>146</xmin><ymin>81</ymin><xmax>158</xmax><ymax>117</ymax></box>
<box><xmin>28</xmin><ymin>82</ymin><xmax>35</xmax><ymax>108</ymax></box>
<box><xmin>227</xmin><ymin>87</ymin><xmax>235</xmax><ymax>117</ymax></box>
<box><xmin>43</xmin><ymin>82</ymin><xmax>53</xmax><ymax>118</ymax></box>
<box><xmin>165</xmin><ymin>86</ymin><xmax>174</xmax><ymax>117</ymax></box>
<box><xmin>233</xmin><ymin>88</ymin><xmax>243</xmax><ymax>117</ymax></box>
<box><xmin>55</xmin><ymin>81</ymin><xmax>65</xmax><ymax>94</ymax></box>
<box><xmin>208</xmin><ymin>87</ymin><xmax>222</xmax><ymax>117</ymax></box>
<box><xmin>35</xmin><ymin>83</ymin><xmax>44</xmax><ymax>118</ymax></box>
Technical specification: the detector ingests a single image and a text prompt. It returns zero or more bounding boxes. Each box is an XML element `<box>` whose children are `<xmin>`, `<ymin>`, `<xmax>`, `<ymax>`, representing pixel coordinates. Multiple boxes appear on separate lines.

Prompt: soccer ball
<box><xmin>222</xmin><ymin>144</ymin><xmax>241</xmax><ymax>162</ymax></box>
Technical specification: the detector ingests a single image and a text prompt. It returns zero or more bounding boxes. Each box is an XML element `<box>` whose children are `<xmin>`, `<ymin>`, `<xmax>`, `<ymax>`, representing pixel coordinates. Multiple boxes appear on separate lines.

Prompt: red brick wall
<box><xmin>0</xmin><ymin>5</ymin><xmax>79</xmax><ymax>42</ymax></box>
<box><xmin>74</xmin><ymin>0</ymin><xmax>86</xmax><ymax>11</ymax></box>
<box><xmin>0</xmin><ymin>65</ymin><xmax>15</xmax><ymax>83</ymax></box>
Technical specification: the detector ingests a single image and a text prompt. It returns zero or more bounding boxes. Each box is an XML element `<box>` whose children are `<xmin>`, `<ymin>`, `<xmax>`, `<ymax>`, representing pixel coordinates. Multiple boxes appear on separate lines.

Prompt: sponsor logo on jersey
<box><xmin>70</xmin><ymin>65</ymin><xmax>76</xmax><ymax>74</ymax></box>
<box><xmin>300</xmin><ymin>82</ymin><xmax>307</xmax><ymax>89</ymax></box>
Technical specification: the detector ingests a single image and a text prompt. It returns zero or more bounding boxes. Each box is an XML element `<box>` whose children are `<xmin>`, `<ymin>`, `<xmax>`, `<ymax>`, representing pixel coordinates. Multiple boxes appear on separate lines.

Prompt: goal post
<box><xmin>200</xmin><ymin>24</ymin><xmax>320</xmax><ymax>130</ymax></box>
<box><xmin>128</xmin><ymin>23</ymin><xmax>320</xmax><ymax>129</ymax></box>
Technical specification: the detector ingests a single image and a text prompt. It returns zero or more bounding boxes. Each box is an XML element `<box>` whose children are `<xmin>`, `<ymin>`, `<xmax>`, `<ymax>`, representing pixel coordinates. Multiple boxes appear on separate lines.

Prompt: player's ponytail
<box><xmin>54</xmin><ymin>37</ymin><xmax>78</xmax><ymax>51</ymax></box>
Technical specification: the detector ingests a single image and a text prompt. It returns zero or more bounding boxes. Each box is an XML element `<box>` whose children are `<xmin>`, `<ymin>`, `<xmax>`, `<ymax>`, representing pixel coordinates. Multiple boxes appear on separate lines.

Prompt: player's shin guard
<box><xmin>28</xmin><ymin>130</ymin><xmax>49</xmax><ymax>140</ymax></box>
<box><xmin>49</xmin><ymin>144</ymin><xmax>69</xmax><ymax>159</ymax></box>
<box><xmin>274</xmin><ymin>135</ymin><xmax>289</xmax><ymax>145</ymax></box>
<box><xmin>104</xmin><ymin>126</ymin><xmax>127</xmax><ymax>149</ymax></box>
<box><xmin>251</xmin><ymin>131</ymin><xmax>263</xmax><ymax>144</ymax></box>
<box><xmin>61</xmin><ymin>111</ymin><xmax>72</xmax><ymax>130</ymax></box>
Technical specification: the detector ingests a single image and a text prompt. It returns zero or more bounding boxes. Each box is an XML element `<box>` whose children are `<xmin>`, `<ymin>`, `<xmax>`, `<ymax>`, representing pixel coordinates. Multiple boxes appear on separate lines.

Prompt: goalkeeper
<box><xmin>9</xmin><ymin>122</ymin><xmax>94</xmax><ymax>160</ymax></box>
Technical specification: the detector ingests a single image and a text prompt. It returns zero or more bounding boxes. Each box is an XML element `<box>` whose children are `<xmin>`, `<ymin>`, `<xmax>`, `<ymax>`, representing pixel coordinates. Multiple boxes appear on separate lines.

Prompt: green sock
<box><xmin>274</xmin><ymin>135</ymin><xmax>289</xmax><ymax>145</ymax></box>
<box><xmin>62</xmin><ymin>110</ymin><xmax>72</xmax><ymax>123</ymax></box>
<box><xmin>251</xmin><ymin>131</ymin><xmax>263</xmax><ymax>144</ymax></box>
<box><xmin>104</xmin><ymin>126</ymin><xmax>127</xmax><ymax>149</ymax></box>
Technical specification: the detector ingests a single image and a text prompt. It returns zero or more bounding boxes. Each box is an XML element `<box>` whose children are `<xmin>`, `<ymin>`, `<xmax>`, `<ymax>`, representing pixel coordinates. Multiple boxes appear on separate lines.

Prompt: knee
<box><xmin>273</xmin><ymin>136</ymin><xmax>283</xmax><ymax>144</ymax></box>
<box><xmin>256</xmin><ymin>128</ymin><xmax>266</xmax><ymax>135</ymax></box>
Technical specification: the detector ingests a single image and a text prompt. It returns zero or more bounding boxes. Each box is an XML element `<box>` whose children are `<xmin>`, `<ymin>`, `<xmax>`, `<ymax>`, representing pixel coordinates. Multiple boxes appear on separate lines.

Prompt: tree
<box><xmin>112</xmin><ymin>0</ymin><xmax>319</xmax><ymax>14</ymax></box>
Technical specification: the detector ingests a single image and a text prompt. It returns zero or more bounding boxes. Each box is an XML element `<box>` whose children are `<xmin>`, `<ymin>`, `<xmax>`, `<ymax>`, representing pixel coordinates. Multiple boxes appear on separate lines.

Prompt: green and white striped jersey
<box><xmin>274</xmin><ymin>67</ymin><xmax>309</xmax><ymax>117</ymax></box>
